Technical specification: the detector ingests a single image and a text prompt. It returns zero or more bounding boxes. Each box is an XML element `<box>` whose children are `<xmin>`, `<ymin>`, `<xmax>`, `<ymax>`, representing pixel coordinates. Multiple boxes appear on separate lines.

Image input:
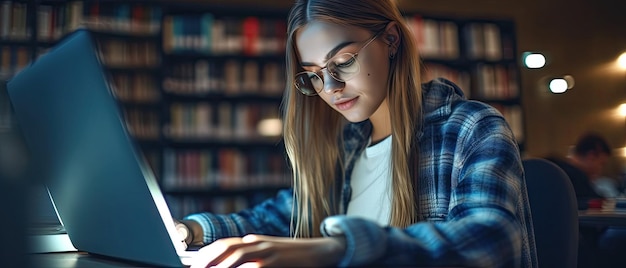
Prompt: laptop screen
<box><xmin>7</xmin><ymin>29</ymin><xmax>188</xmax><ymax>267</ymax></box>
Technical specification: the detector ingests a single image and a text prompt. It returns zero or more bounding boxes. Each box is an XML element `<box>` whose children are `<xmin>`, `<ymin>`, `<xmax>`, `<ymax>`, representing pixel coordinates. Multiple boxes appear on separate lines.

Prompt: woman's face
<box><xmin>295</xmin><ymin>22</ymin><xmax>392</xmax><ymax>123</ymax></box>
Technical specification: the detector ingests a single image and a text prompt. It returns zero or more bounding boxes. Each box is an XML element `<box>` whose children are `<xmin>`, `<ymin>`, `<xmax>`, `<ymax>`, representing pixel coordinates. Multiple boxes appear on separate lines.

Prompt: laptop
<box><xmin>7</xmin><ymin>29</ymin><xmax>197</xmax><ymax>267</ymax></box>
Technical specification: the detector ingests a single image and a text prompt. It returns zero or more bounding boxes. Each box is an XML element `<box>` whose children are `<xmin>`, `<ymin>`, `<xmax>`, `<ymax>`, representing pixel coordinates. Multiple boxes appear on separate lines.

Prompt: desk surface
<box><xmin>30</xmin><ymin>252</ymin><xmax>157</xmax><ymax>268</ymax></box>
<box><xmin>40</xmin><ymin>213</ymin><xmax>626</xmax><ymax>268</ymax></box>
<box><xmin>578</xmin><ymin>210</ymin><xmax>626</xmax><ymax>227</ymax></box>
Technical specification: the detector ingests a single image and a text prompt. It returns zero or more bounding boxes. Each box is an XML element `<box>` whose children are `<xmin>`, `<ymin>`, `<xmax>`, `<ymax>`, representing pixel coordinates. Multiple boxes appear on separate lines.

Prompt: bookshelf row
<box><xmin>167</xmin><ymin>195</ymin><xmax>251</xmax><ymax>219</ymax></box>
<box><xmin>404</xmin><ymin>14</ymin><xmax>514</xmax><ymax>62</ymax></box>
<box><xmin>97</xmin><ymin>38</ymin><xmax>160</xmax><ymax>68</ymax></box>
<box><xmin>1</xmin><ymin>1</ymin><xmax>83</xmax><ymax>42</ymax></box>
<box><xmin>161</xmin><ymin>148</ymin><xmax>290</xmax><ymax>191</ymax></box>
<box><xmin>421</xmin><ymin>62</ymin><xmax>520</xmax><ymax>101</ymax></box>
<box><xmin>162</xmin><ymin>14</ymin><xmax>286</xmax><ymax>56</ymax></box>
<box><xmin>421</xmin><ymin>63</ymin><xmax>472</xmax><ymax>97</ymax></box>
<box><xmin>163</xmin><ymin>59</ymin><xmax>285</xmax><ymax>96</ymax></box>
<box><xmin>3</xmin><ymin>2</ymin><xmax>522</xmax><ymax>103</ymax></box>
<box><xmin>36</xmin><ymin>1</ymin><xmax>84</xmax><ymax>42</ymax></box>
<box><xmin>83</xmin><ymin>1</ymin><xmax>161</xmax><ymax>35</ymax></box>
<box><xmin>464</xmin><ymin>22</ymin><xmax>513</xmax><ymax>61</ymax></box>
<box><xmin>123</xmin><ymin>108</ymin><xmax>160</xmax><ymax>140</ymax></box>
<box><xmin>167</xmin><ymin>102</ymin><xmax>282</xmax><ymax>140</ymax></box>
<box><xmin>110</xmin><ymin>72</ymin><xmax>160</xmax><ymax>104</ymax></box>
<box><xmin>166</xmin><ymin>189</ymin><xmax>288</xmax><ymax>218</ymax></box>
<box><xmin>474</xmin><ymin>63</ymin><xmax>519</xmax><ymax>100</ymax></box>
<box><xmin>105</xmin><ymin>51</ymin><xmax>518</xmax><ymax>103</ymax></box>
<box><xmin>8</xmin><ymin>0</ymin><xmax>161</xmax><ymax>44</ymax></box>
<box><xmin>117</xmin><ymin>102</ymin><xmax>284</xmax><ymax>143</ymax></box>
<box><xmin>0</xmin><ymin>1</ymin><xmax>31</xmax><ymax>41</ymax></box>
<box><xmin>0</xmin><ymin>0</ymin><xmax>525</xmax><ymax>212</ymax></box>
<box><xmin>406</xmin><ymin>15</ymin><xmax>459</xmax><ymax>60</ymax></box>
<box><xmin>0</xmin><ymin>45</ymin><xmax>29</xmax><ymax>77</ymax></box>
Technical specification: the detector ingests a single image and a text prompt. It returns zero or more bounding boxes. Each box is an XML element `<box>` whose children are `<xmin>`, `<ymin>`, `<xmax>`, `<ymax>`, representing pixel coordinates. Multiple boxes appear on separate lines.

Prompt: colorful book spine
<box><xmin>162</xmin><ymin>148</ymin><xmax>290</xmax><ymax>190</ymax></box>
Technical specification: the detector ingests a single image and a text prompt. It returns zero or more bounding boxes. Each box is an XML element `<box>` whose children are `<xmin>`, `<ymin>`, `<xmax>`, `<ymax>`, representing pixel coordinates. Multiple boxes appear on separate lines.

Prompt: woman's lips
<box><xmin>334</xmin><ymin>97</ymin><xmax>358</xmax><ymax>111</ymax></box>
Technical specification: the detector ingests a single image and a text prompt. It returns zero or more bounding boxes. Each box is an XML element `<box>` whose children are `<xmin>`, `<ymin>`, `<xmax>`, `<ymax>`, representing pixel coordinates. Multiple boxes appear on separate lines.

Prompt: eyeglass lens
<box><xmin>294</xmin><ymin>53</ymin><xmax>360</xmax><ymax>95</ymax></box>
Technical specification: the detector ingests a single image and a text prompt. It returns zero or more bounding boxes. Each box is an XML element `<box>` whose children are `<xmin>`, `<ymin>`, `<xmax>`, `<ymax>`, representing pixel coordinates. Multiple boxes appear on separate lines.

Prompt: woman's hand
<box><xmin>190</xmin><ymin>235</ymin><xmax>346</xmax><ymax>268</ymax></box>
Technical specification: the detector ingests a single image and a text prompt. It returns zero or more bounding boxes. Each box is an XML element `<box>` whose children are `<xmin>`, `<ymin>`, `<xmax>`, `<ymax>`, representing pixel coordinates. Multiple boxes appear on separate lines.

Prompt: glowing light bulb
<box><xmin>618</xmin><ymin>103</ymin><xmax>626</xmax><ymax>117</ymax></box>
<box><xmin>257</xmin><ymin>118</ymin><xmax>282</xmax><ymax>136</ymax></box>
<box><xmin>549</xmin><ymin>78</ymin><xmax>568</xmax><ymax>93</ymax></box>
<box><xmin>618</xmin><ymin>52</ymin><xmax>626</xmax><ymax>69</ymax></box>
<box><xmin>523</xmin><ymin>52</ymin><xmax>546</xmax><ymax>69</ymax></box>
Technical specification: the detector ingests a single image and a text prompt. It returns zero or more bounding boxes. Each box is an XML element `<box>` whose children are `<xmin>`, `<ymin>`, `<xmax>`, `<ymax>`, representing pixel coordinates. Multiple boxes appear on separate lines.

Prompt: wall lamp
<box><xmin>548</xmin><ymin>75</ymin><xmax>575</xmax><ymax>94</ymax></box>
<box><xmin>522</xmin><ymin>52</ymin><xmax>546</xmax><ymax>69</ymax></box>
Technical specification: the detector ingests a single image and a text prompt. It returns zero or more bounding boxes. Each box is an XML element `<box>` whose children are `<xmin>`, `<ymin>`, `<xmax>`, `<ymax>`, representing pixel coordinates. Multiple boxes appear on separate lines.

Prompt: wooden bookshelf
<box><xmin>0</xmin><ymin>0</ymin><xmax>31</xmax><ymax>79</ymax></box>
<box><xmin>79</xmin><ymin>2</ymin><xmax>164</xmax><ymax>193</ymax></box>
<box><xmin>158</xmin><ymin>3</ymin><xmax>290</xmax><ymax>218</ymax></box>
<box><xmin>1</xmin><ymin>0</ymin><xmax>525</xmax><ymax>218</ymax></box>
<box><xmin>405</xmin><ymin>13</ymin><xmax>525</xmax><ymax>147</ymax></box>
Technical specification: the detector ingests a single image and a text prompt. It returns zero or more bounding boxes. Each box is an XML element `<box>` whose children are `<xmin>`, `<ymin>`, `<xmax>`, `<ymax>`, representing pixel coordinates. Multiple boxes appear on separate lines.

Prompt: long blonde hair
<box><xmin>282</xmin><ymin>0</ymin><xmax>423</xmax><ymax>238</ymax></box>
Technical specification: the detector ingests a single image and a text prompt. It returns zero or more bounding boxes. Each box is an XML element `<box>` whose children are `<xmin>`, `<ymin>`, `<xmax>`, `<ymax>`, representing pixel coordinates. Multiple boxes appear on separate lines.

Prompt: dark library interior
<box><xmin>1</xmin><ymin>0</ymin><xmax>626</xmax><ymax>267</ymax></box>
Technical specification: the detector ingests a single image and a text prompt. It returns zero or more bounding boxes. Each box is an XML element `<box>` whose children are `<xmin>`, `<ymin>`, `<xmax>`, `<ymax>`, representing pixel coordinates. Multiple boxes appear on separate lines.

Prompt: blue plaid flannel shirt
<box><xmin>185</xmin><ymin>78</ymin><xmax>538</xmax><ymax>267</ymax></box>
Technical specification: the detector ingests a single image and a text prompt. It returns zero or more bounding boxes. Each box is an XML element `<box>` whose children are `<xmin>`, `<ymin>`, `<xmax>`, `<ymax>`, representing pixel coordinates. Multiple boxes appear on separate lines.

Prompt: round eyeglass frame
<box><xmin>293</xmin><ymin>30</ymin><xmax>384</xmax><ymax>96</ymax></box>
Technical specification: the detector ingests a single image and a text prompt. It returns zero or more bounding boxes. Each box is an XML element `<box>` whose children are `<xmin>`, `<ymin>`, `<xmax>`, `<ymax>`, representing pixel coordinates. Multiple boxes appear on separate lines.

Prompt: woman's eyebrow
<box><xmin>300</xmin><ymin>41</ymin><xmax>355</xmax><ymax>67</ymax></box>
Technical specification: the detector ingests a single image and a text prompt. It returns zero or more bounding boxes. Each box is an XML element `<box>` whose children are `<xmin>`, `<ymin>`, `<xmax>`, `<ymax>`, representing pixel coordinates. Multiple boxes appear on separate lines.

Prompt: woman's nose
<box><xmin>321</xmin><ymin>70</ymin><xmax>345</xmax><ymax>94</ymax></box>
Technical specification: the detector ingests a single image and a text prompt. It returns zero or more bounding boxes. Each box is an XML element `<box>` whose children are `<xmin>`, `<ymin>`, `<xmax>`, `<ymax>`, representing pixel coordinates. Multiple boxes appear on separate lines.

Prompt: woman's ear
<box><xmin>384</xmin><ymin>22</ymin><xmax>401</xmax><ymax>56</ymax></box>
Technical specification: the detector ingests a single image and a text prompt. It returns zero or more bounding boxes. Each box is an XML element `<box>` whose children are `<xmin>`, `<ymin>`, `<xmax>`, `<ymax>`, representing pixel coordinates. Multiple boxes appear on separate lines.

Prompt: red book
<box><xmin>90</xmin><ymin>2</ymin><xmax>99</xmax><ymax>24</ymax></box>
<box><xmin>131</xmin><ymin>5</ymin><xmax>144</xmax><ymax>33</ymax></box>
<box><xmin>242</xmin><ymin>16</ymin><xmax>259</xmax><ymax>56</ymax></box>
<box><xmin>274</xmin><ymin>20</ymin><xmax>287</xmax><ymax>54</ymax></box>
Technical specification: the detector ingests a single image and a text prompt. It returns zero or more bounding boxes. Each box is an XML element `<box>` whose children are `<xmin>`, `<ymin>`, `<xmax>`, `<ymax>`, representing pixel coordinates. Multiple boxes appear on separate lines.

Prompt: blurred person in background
<box><xmin>546</xmin><ymin>132</ymin><xmax>626</xmax><ymax>268</ymax></box>
<box><xmin>545</xmin><ymin>132</ymin><xmax>611</xmax><ymax>209</ymax></box>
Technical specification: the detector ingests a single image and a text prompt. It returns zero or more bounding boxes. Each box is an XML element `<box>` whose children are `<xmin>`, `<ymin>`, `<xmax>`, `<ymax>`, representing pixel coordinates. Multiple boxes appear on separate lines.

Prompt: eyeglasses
<box><xmin>294</xmin><ymin>31</ymin><xmax>383</xmax><ymax>96</ymax></box>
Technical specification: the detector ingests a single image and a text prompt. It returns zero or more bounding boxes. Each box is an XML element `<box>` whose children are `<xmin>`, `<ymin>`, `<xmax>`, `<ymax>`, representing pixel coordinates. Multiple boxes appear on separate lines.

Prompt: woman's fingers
<box><xmin>214</xmin><ymin>241</ymin><xmax>271</xmax><ymax>268</ymax></box>
<box><xmin>191</xmin><ymin>237</ymin><xmax>245</xmax><ymax>267</ymax></box>
<box><xmin>190</xmin><ymin>235</ymin><xmax>344</xmax><ymax>267</ymax></box>
<box><xmin>191</xmin><ymin>237</ymin><xmax>270</xmax><ymax>268</ymax></box>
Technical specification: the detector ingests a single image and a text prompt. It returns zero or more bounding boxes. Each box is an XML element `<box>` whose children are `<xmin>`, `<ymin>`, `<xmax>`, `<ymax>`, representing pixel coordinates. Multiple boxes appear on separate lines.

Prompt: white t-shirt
<box><xmin>346</xmin><ymin>135</ymin><xmax>393</xmax><ymax>226</ymax></box>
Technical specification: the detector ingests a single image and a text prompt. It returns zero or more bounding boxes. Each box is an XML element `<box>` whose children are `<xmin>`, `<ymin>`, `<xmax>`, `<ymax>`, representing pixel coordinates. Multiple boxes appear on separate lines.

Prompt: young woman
<box><xmin>177</xmin><ymin>0</ymin><xmax>537</xmax><ymax>267</ymax></box>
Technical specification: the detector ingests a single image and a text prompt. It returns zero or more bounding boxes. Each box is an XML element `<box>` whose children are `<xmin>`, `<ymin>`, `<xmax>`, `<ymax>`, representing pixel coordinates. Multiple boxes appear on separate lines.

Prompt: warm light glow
<box><xmin>563</xmin><ymin>75</ymin><xmax>575</xmax><ymax>89</ymax></box>
<box><xmin>238</xmin><ymin>262</ymin><xmax>261</xmax><ymax>268</ymax></box>
<box><xmin>618</xmin><ymin>52</ymin><xmax>626</xmax><ymax>69</ymax></box>
<box><xmin>548</xmin><ymin>75</ymin><xmax>575</xmax><ymax>94</ymax></box>
<box><xmin>549</xmin><ymin>78</ymin><xmax>568</xmax><ymax>93</ymax></box>
<box><xmin>523</xmin><ymin>52</ymin><xmax>546</xmax><ymax>69</ymax></box>
<box><xmin>257</xmin><ymin>118</ymin><xmax>282</xmax><ymax>136</ymax></box>
<box><xmin>619</xmin><ymin>103</ymin><xmax>626</xmax><ymax>117</ymax></box>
